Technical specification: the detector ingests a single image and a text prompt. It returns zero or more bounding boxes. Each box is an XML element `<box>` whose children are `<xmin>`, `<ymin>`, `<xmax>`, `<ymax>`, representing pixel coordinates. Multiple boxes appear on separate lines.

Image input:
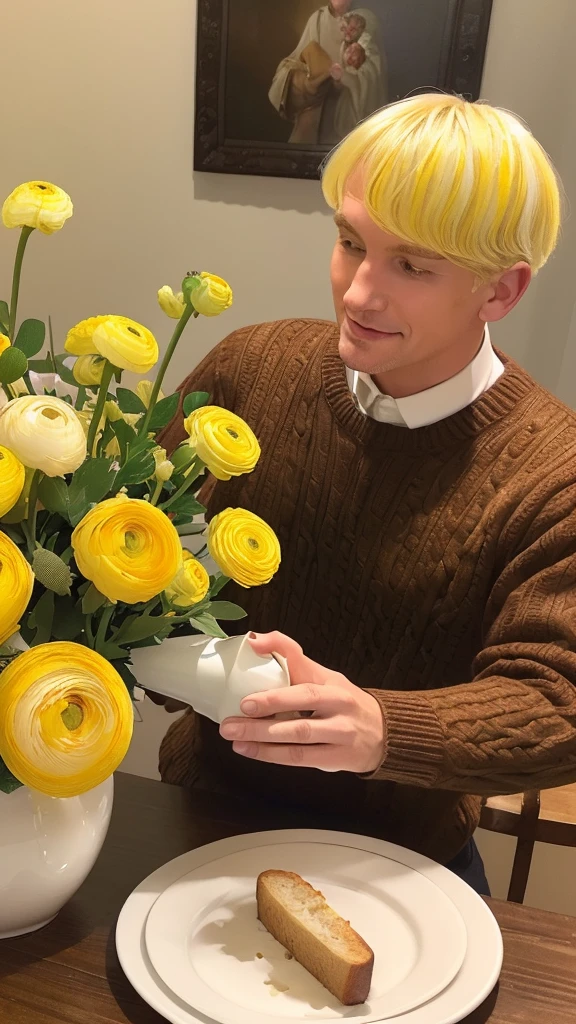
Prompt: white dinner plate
<box><xmin>144</xmin><ymin>841</ymin><xmax>467</xmax><ymax>1023</ymax></box>
<box><xmin>116</xmin><ymin>829</ymin><xmax>503</xmax><ymax>1024</ymax></box>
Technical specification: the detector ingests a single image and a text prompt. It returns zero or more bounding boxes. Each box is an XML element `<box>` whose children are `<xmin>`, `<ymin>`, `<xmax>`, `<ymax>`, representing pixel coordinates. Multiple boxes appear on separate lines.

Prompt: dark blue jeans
<box><xmin>445</xmin><ymin>838</ymin><xmax>491</xmax><ymax>896</ymax></box>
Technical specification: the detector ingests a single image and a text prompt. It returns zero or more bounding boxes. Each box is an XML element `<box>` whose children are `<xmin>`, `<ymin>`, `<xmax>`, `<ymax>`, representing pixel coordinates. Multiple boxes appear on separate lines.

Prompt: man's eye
<box><xmin>400</xmin><ymin>259</ymin><xmax>427</xmax><ymax>277</ymax></box>
<box><xmin>340</xmin><ymin>237</ymin><xmax>365</xmax><ymax>253</ymax></box>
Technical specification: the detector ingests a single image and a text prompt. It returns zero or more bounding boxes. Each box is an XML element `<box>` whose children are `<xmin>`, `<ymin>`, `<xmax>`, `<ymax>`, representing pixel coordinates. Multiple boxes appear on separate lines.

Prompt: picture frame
<box><xmin>194</xmin><ymin>0</ymin><xmax>494</xmax><ymax>181</ymax></box>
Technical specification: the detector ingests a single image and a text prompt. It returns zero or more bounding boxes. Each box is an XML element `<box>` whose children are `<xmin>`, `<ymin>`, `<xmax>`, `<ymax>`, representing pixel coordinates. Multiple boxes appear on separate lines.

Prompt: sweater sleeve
<box><xmin>368</xmin><ymin>484</ymin><xmax>576</xmax><ymax>796</ymax></box>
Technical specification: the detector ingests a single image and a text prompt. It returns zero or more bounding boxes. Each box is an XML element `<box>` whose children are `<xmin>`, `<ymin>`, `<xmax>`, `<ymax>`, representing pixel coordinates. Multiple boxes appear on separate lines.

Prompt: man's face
<box><xmin>330</xmin><ymin>190</ymin><xmax>498</xmax><ymax>379</ymax></box>
<box><xmin>331</xmin><ymin>0</ymin><xmax>352</xmax><ymax>16</ymax></box>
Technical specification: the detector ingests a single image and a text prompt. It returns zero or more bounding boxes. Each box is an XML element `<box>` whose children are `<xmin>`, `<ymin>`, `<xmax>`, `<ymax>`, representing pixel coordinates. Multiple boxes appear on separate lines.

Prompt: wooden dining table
<box><xmin>0</xmin><ymin>771</ymin><xmax>575</xmax><ymax>1024</ymax></box>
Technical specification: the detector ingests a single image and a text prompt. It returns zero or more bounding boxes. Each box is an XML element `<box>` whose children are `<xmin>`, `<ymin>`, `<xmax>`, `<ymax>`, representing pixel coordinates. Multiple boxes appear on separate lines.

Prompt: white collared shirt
<box><xmin>346</xmin><ymin>328</ymin><xmax>505</xmax><ymax>428</ymax></box>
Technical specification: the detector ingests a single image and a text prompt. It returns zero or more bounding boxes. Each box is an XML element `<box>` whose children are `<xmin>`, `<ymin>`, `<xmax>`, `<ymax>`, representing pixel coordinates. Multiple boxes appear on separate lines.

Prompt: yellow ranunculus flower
<box><xmin>153</xmin><ymin>446</ymin><xmax>174</xmax><ymax>482</ymax></box>
<box><xmin>2</xmin><ymin>181</ymin><xmax>73</xmax><ymax>234</ymax></box>
<box><xmin>183</xmin><ymin>272</ymin><xmax>233</xmax><ymax>317</ymax></box>
<box><xmin>0</xmin><ymin>395</ymin><xmax>87</xmax><ymax>477</ymax></box>
<box><xmin>65</xmin><ymin>316</ymin><xmax>109</xmax><ymax>356</ymax></box>
<box><xmin>66</xmin><ymin>315</ymin><xmax>158</xmax><ymax>374</ymax></box>
<box><xmin>0</xmin><ymin>642</ymin><xmax>133</xmax><ymax>797</ymax></box>
<box><xmin>158</xmin><ymin>285</ymin><xmax>186</xmax><ymax>319</ymax></box>
<box><xmin>93</xmin><ymin>316</ymin><xmax>158</xmax><ymax>374</ymax></box>
<box><xmin>71</xmin><ymin>493</ymin><xmax>182</xmax><ymax>604</ymax></box>
<box><xmin>0</xmin><ymin>445</ymin><xmax>25</xmax><ymax>518</ymax></box>
<box><xmin>0</xmin><ymin>334</ymin><xmax>10</xmax><ymax>355</ymax></box>
<box><xmin>165</xmin><ymin>550</ymin><xmax>210</xmax><ymax>608</ymax></box>
<box><xmin>207</xmin><ymin>508</ymin><xmax>280</xmax><ymax>588</ymax></box>
<box><xmin>136</xmin><ymin>379</ymin><xmax>164</xmax><ymax>409</ymax></box>
<box><xmin>184</xmin><ymin>406</ymin><xmax>260</xmax><ymax>481</ymax></box>
<box><xmin>0</xmin><ymin>531</ymin><xmax>34</xmax><ymax>643</ymax></box>
<box><xmin>72</xmin><ymin>353</ymin><xmax>106</xmax><ymax>386</ymax></box>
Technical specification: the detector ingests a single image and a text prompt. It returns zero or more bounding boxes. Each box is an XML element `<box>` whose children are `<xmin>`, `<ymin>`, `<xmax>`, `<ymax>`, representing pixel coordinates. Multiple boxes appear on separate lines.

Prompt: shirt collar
<box><xmin>347</xmin><ymin>327</ymin><xmax>505</xmax><ymax>428</ymax></box>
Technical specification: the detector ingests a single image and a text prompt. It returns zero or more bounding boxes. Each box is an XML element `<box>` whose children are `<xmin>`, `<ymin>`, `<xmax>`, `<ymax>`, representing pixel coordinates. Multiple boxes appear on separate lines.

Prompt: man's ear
<box><xmin>480</xmin><ymin>262</ymin><xmax>532</xmax><ymax>323</ymax></box>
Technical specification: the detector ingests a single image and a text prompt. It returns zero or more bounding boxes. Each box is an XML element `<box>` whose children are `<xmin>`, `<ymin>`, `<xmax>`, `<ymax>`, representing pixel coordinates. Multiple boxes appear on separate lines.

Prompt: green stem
<box><xmin>84</xmin><ymin>614</ymin><xmax>95</xmax><ymax>648</ymax></box>
<box><xmin>48</xmin><ymin>315</ymin><xmax>57</xmax><ymax>374</ymax></box>
<box><xmin>159</xmin><ymin>459</ymin><xmax>205</xmax><ymax>511</ymax></box>
<box><xmin>86</xmin><ymin>361</ymin><xmax>114</xmax><ymax>456</ymax></box>
<box><xmin>138</xmin><ymin>303</ymin><xmax>195</xmax><ymax>437</ymax></box>
<box><xmin>95</xmin><ymin>603</ymin><xmax>115</xmax><ymax>651</ymax></box>
<box><xmin>150</xmin><ymin>478</ymin><xmax>163</xmax><ymax>506</ymax></box>
<box><xmin>8</xmin><ymin>226</ymin><xmax>35</xmax><ymax>340</ymax></box>
<box><xmin>25</xmin><ymin>469</ymin><xmax>42</xmax><ymax>556</ymax></box>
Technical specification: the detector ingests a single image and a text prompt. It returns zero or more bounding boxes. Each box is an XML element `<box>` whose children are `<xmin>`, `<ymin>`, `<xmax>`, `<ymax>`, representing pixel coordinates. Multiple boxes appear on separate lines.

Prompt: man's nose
<box><xmin>344</xmin><ymin>260</ymin><xmax>389</xmax><ymax>314</ymax></box>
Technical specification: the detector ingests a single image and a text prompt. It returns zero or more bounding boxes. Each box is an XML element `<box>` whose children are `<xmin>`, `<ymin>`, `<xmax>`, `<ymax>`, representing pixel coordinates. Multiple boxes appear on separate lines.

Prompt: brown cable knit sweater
<box><xmin>158</xmin><ymin>318</ymin><xmax>576</xmax><ymax>863</ymax></box>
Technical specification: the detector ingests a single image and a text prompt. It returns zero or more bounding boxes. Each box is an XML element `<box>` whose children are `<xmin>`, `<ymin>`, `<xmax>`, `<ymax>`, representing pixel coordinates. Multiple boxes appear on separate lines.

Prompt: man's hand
<box><xmin>219</xmin><ymin>632</ymin><xmax>386</xmax><ymax>773</ymax></box>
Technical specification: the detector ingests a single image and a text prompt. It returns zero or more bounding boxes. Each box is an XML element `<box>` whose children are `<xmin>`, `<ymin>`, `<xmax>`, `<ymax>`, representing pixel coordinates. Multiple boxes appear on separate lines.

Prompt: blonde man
<box><xmin>158</xmin><ymin>95</ymin><xmax>575</xmax><ymax>894</ymax></box>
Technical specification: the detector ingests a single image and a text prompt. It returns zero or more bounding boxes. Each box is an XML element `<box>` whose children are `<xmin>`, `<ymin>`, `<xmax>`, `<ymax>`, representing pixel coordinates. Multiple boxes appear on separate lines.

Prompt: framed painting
<box><xmin>194</xmin><ymin>0</ymin><xmax>494</xmax><ymax>180</ymax></box>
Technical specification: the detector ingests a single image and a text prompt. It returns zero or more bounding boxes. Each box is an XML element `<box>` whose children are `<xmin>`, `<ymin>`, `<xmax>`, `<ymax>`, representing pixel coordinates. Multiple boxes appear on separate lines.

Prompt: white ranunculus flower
<box><xmin>0</xmin><ymin>395</ymin><xmax>87</xmax><ymax>477</ymax></box>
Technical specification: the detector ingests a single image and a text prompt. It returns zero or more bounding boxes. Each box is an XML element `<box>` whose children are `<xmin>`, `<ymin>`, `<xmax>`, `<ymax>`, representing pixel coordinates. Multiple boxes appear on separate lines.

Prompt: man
<box><xmin>268</xmin><ymin>0</ymin><xmax>386</xmax><ymax>144</ymax></box>
<box><xmin>158</xmin><ymin>94</ymin><xmax>576</xmax><ymax>895</ymax></box>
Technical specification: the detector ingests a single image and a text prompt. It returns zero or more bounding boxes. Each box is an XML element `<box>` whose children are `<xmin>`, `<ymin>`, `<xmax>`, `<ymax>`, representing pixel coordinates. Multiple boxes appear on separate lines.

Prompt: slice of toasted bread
<box><xmin>256</xmin><ymin>869</ymin><xmax>374</xmax><ymax>1006</ymax></box>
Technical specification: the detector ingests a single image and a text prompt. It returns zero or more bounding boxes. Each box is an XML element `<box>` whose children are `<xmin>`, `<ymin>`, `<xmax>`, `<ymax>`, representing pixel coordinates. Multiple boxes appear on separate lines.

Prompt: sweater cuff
<box><xmin>363</xmin><ymin>690</ymin><xmax>446</xmax><ymax>787</ymax></box>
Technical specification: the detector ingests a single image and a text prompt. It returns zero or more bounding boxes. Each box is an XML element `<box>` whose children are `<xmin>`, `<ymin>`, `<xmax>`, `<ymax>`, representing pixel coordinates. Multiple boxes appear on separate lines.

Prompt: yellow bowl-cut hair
<box><xmin>322</xmin><ymin>93</ymin><xmax>562</xmax><ymax>279</ymax></box>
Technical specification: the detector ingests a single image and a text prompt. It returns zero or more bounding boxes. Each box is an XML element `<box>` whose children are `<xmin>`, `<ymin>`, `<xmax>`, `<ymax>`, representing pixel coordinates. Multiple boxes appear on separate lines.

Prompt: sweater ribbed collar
<box><xmin>321</xmin><ymin>326</ymin><xmax>538</xmax><ymax>452</ymax></box>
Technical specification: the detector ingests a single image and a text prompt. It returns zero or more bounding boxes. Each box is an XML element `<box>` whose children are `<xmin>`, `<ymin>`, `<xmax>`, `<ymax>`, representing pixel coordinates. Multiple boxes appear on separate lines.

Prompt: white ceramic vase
<box><xmin>0</xmin><ymin>775</ymin><xmax>114</xmax><ymax>939</ymax></box>
<box><xmin>130</xmin><ymin>632</ymin><xmax>290</xmax><ymax>722</ymax></box>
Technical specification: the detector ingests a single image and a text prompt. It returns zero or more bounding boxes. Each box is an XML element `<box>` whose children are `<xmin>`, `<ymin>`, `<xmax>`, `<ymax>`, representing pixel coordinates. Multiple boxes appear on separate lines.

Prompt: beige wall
<box><xmin>0</xmin><ymin>0</ymin><xmax>575</xmax><ymax>404</ymax></box>
<box><xmin>2</xmin><ymin>0</ymin><xmax>575</xmax><ymax>910</ymax></box>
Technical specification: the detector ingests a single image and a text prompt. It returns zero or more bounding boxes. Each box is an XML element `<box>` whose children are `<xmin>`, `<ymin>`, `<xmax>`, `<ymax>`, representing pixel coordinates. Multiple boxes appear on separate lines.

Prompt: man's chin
<box><xmin>338</xmin><ymin>331</ymin><xmax>400</xmax><ymax>376</ymax></box>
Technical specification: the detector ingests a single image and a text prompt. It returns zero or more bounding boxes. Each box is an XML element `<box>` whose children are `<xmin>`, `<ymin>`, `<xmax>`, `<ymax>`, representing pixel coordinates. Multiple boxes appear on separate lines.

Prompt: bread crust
<box><xmin>256</xmin><ymin>869</ymin><xmax>374</xmax><ymax>1006</ymax></box>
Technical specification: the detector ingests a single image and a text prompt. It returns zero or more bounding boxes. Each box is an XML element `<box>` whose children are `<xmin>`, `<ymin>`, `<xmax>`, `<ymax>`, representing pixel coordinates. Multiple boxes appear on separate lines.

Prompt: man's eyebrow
<box><xmin>334</xmin><ymin>214</ymin><xmax>445</xmax><ymax>261</ymax></box>
<box><xmin>392</xmin><ymin>243</ymin><xmax>445</xmax><ymax>261</ymax></box>
<box><xmin>334</xmin><ymin>213</ymin><xmax>361</xmax><ymax>234</ymax></box>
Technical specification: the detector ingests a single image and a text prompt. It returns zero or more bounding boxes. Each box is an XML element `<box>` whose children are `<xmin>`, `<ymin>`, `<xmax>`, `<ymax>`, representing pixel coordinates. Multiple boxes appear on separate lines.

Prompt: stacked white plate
<box><xmin>116</xmin><ymin>829</ymin><xmax>503</xmax><ymax>1024</ymax></box>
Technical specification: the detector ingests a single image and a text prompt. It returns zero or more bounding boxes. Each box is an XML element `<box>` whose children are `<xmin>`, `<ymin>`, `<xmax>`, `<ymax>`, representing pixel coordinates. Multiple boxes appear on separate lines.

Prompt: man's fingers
<box><xmin>248</xmin><ymin>631</ymin><xmax>321</xmax><ymax>687</ymax></box>
<box><xmin>238</xmin><ymin>682</ymin><xmax>351</xmax><ymax>719</ymax></box>
<box><xmin>231</xmin><ymin>740</ymin><xmax>343</xmax><ymax>772</ymax></box>
<box><xmin>220</xmin><ymin>714</ymin><xmax>351</xmax><ymax>747</ymax></box>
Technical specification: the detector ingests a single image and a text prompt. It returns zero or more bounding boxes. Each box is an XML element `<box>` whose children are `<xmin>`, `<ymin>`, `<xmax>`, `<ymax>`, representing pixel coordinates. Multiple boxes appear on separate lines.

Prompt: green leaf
<box><xmin>38</xmin><ymin>476</ymin><xmax>69</xmax><ymax>517</ymax></box>
<box><xmin>98</xmin><ymin>640</ymin><xmax>132</xmax><ymax>661</ymax></box>
<box><xmin>68</xmin><ymin>457</ymin><xmax>117</xmax><ymax>525</ymax></box>
<box><xmin>0</xmin><ymin>300</ymin><xmax>9</xmax><ymax>335</ymax></box>
<box><xmin>116</xmin><ymin>388</ymin><xmax>146</xmax><ymax>415</ymax></box>
<box><xmin>114</xmin><ymin>613</ymin><xmax>176</xmax><ymax>645</ymax></box>
<box><xmin>110</xmin><ymin>417</ymin><xmax>136</xmax><ymax>462</ymax></box>
<box><xmin>28</xmin><ymin>590</ymin><xmax>55</xmax><ymax>645</ymax></box>
<box><xmin>81</xmin><ymin>584</ymin><xmax>107</xmax><ymax>614</ymax></box>
<box><xmin>207</xmin><ymin>601</ymin><xmax>247</xmax><ymax>621</ymax></box>
<box><xmin>28</xmin><ymin>356</ymin><xmax>56</xmax><ymax>374</ymax></box>
<box><xmin>114</xmin><ymin>449</ymin><xmax>156</xmax><ymax>489</ymax></box>
<box><xmin>14</xmin><ymin>318</ymin><xmax>45</xmax><ymax>357</ymax></box>
<box><xmin>0</xmin><ymin>758</ymin><xmax>23</xmax><ymax>795</ymax></box>
<box><xmin>0</xmin><ymin>524</ymin><xmax>26</xmax><ymax>545</ymax></box>
<box><xmin>52</xmin><ymin>596</ymin><xmax>85</xmax><ymax>640</ymax></box>
<box><xmin>209</xmin><ymin>574</ymin><xmax>230</xmax><ymax>597</ymax></box>
<box><xmin>148</xmin><ymin>393</ymin><xmax>180</xmax><ymax>432</ymax></box>
<box><xmin>114</xmin><ymin>659</ymin><xmax>139</xmax><ymax>698</ymax></box>
<box><xmin>183</xmin><ymin>391</ymin><xmax>210</xmax><ymax>417</ymax></box>
<box><xmin>55</xmin><ymin>353</ymin><xmax>78</xmax><ymax>388</ymax></box>
<box><xmin>0</xmin><ymin>346</ymin><xmax>28</xmax><ymax>385</ymax></box>
<box><xmin>189</xmin><ymin>612</ymin><xmax>228</xmax><ymax>639</ymax></box>
<box><xmin>167</xmin><ymin>493</ymin><xmax>205</xmax><ymax>518</ymax></box>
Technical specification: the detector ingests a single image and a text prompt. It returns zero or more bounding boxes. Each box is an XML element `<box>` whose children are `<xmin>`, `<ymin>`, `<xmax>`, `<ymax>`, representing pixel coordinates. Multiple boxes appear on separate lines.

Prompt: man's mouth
<box><xmin>344</xmin><ymin>314</ymin><xmax>402</xmax><ymax>342</ymax></box>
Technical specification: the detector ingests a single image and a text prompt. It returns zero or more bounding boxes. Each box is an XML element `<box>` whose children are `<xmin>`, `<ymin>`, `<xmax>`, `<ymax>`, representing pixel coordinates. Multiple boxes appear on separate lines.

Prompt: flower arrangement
<box><xmin>0</xmin><ymin>181</ymin><xmax>281</xmax><ymax>799</ymax></box>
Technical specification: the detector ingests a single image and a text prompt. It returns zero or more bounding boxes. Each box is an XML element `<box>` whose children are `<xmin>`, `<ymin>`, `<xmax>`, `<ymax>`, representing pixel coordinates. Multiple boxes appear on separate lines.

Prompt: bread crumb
<box><xmin>256</xmin><ymin>952</ymin><xmax>264</xmax><ymax>959</ymax></box>
<box><xmin>264</xmin><ymin>979</ymin><xmax>290</xmax><ymax>995</ymax></box>
<box><xmin>284</xmin><ymin>952</ymin><xmax>294</xmax><ymax>960</ymax></box>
